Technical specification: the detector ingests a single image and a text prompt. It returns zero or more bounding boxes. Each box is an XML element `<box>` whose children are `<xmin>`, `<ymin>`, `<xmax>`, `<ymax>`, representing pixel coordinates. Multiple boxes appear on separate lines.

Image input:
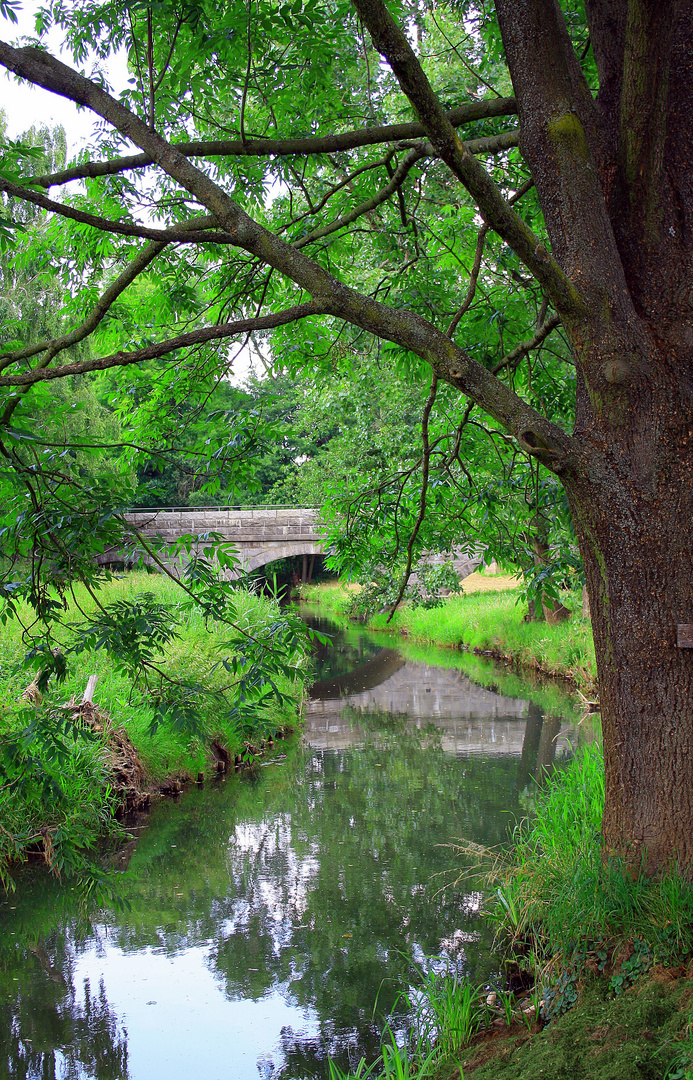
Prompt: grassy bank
<box><xmin>0</xmin><ymin>572</ymin><xmax>307</xmax><ymax>885</ymax></box>
<box><xmin>300</xmin><ymin>579</ymin><xmax>597</xmax><ymax>694</ymax></box>
<box><xmin>332</xmin><ymin>748</ymin><xmax>693</xmax><ymax>1079</ymax></box>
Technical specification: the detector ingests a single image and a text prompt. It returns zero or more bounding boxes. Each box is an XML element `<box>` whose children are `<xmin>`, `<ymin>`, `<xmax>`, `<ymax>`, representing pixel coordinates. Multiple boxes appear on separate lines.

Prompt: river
<box><xmin>0</xmin><ymin>605</ymin><xmax>585</xmax><ymax>1080</ymax></box>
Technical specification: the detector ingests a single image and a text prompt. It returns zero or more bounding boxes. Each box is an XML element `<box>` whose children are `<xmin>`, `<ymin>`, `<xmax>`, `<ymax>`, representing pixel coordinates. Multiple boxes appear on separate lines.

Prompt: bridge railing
<box><xmin>124</xmin><ymin>505</ymin><xmax>318</xmax><ymax>513</ymax></box>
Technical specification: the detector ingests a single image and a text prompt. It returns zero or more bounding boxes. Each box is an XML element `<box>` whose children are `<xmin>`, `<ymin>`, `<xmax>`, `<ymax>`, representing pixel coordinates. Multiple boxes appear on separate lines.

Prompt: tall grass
<box><xmin>371</xmin><ymin>589</ymin><xmax>596</xmax><ymax>690</ymax></box>
<box><xmin>408</xmin><ymin>970</ymin><xmax>486</xmax><ymax>1056</ymax></box>
<box><xmin>301</xmin><ymin>581</ymin><xmax>597</xmax><ymax>691</ymax></box>
<box><xmin>327</xmin><ymin>970</ymin><xmax>486</xmax><ymax>1080</ymax></box>
<box><xmin>487</xmin><ymin>746</ymin><xmax>693</xmax><ymax>972</ymax></box>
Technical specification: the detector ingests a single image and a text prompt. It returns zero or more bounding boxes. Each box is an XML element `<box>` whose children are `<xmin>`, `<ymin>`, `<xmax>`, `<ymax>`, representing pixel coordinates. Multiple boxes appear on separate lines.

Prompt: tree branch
<box><xmin>0</xmin><ymin>304</ymin><xmax>321</xmax><ymax>386</ymax></box>
<box><xmin>25</xmin><ymin>100</ymin><xmax>518</xmax><ymax>189</ymax></box>
<box><xmin>0</xmin><ymin>42</ymin><xmax>574</xmax><ymax>469</ymax></box>
<box><xmin>294</xmin><ymin>146</ymin><xmax>426</xmax><ymax>247</ymax></box>
<box><xmin>351</xmin><ymin>0</ymin><xmax>584</xmax><ymax>317</ymax></box>
<box><xmin>0</xmin><ymin>240</ymin><xmax>168</xmax><ymax>371</ymax></box>
<box><xmin>0</xmin><ymin>178</ymin><xmax>230</xmax><ymax>243</ymax></box>
<box><xmin>494</xmin><ymin>0</ymin><xmax>628</xmax><ymax>301</ymax></box>
<box><xmin>387</xmin><ymin>372</ymin><xmax>438</xmax><ymax>621</ymax></box>
<box><xmin>491</xmin><ymin>313</ymin><xmax>561</xmax><ymax>376</ymax></box>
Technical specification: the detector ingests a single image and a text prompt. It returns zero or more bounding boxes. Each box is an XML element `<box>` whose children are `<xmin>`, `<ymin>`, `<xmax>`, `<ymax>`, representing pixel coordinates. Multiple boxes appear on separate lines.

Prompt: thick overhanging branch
<box><xmin>4</xmin><ymin>133</ymin><xmax>517</xmax><ymax>253</ymax></box>
<box><xmin>21</xmin><ymin>98</ymin><xmax>518</xmax><ymax>189</ymax></box>
<box><xmin>0</xmin><ymin>304</ymin><xmax>321</xmax><ymax>386</ymax></box>
<box><xmin>493</xmin><ymin>0</ymin><xmax>638</xmax><ymax>318</ymax></box>
<box><xmin>350</xmin><ymin>0</ymin><xmax>584</xmax><ymax>318</ymax></box>
<box><xmin>0</xmin><ymin>42</ymin><xmax>575</xmax><ymax>470</ymax></box>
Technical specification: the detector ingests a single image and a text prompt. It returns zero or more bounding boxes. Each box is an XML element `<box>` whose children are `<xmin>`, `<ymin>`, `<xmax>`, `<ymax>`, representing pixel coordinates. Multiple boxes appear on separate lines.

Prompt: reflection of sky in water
<box><xmin>70</xmin><ymin>945</ymin><xmax>319</xmax><ymax>1080</ymax></box>
<box><xmin>2</xmin><ymin>609</ymin><xmax>582</xmax><ymax>1080</ymax></box>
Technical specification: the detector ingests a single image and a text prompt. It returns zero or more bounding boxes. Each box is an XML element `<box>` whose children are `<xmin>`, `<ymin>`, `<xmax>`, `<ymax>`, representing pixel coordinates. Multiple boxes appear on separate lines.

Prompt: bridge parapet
<box><xmin>99</xmin><ymin>506</ymin><xmax>480</xmax><ymax>581</ymax></box>
<box><xmin>105</xmin><ymin>505</ymin><xmax>326</xmax><ymax>574</ymax></box>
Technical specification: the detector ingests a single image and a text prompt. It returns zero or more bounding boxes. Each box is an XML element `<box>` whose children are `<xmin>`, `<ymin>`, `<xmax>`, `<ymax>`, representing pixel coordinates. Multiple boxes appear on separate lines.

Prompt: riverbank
<box><xmin>0</xmin><ymin>573</ymin><xmax>307</xmax><ymax>886</ymax></box>
<box><xmin>299</xmin><ymin>579</ymin><xmax>597</xmax><ymax>695</ymax></box>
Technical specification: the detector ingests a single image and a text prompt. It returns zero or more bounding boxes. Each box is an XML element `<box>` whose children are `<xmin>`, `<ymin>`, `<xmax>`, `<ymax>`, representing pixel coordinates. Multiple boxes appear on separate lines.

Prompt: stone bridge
<box><xmin>102</xmin><ymin>506</ymin><xmax>480</xmax><ymax>579</ymax></box>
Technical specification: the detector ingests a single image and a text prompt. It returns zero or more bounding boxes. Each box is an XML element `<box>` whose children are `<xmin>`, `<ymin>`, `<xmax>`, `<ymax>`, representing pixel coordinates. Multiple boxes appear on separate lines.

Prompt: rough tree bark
<box><xmin>492</xmin><ymin>0</ymin><xmax>693</xmax><ymax>873</ymax></box>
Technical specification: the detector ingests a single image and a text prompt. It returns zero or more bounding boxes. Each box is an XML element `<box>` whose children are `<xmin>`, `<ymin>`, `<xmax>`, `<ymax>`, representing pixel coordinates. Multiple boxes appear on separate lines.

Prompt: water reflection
<box><xmin>304</xmin><ymin>610</ymin><xmax>575</xmax><ymax>772</ymax></box>
<box><xmin>0</xmin><ymin>608</ymin><xmax>584</xmax><ymax>1080</ymax></box>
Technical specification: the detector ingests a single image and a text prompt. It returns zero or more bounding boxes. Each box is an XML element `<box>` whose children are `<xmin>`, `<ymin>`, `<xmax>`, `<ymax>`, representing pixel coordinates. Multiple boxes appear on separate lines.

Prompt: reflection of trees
<box><xmin>3</xmin><ymin>702</ymin><xmax>566</xmax><ymax>1080</ymax></box>
<box><xmin>195</xmin><ymin>724</ymin><xmax>520</xmax><ymax>1077</ymax></box>
<box><xmin>303</xmin><ymin>613</ymin><xmax>386</xmax><ymax>683</ymax></box>
<box><xmin>310</xmin><ymin>648</ymin><xmax>405</xmax><ymax>698</ymax></box>
<box><xmin>518</xmin><ymin>703</ymin><xmax>563</xmax><ymax>792</ymax></box>
<box><xmin>0</xmin><ymin>937</ymin><xmax>129</xmax><ymax>1080</ymax></box>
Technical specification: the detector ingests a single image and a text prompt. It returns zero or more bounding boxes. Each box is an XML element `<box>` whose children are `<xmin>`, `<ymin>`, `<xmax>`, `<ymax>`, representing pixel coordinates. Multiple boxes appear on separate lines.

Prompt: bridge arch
<box><xmin>241</xmin><ymin>542</ymin><xmax>326</xmax><ymax>574</ymax></box>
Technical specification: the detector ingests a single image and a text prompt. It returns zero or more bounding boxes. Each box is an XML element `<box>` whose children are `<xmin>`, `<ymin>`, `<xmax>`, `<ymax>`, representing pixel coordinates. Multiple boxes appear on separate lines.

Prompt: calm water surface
<box><xmin>0</xmin><ymin>606</ymin><xmax>582</xmax><ymax>1080</ymax></box>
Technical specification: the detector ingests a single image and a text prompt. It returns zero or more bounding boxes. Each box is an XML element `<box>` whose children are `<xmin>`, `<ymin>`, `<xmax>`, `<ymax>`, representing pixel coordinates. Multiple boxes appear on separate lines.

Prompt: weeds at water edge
<box><xmin>447</xmin><ymin>745</ymin><xmax>693</xmax><ymax>1019</ymax></box>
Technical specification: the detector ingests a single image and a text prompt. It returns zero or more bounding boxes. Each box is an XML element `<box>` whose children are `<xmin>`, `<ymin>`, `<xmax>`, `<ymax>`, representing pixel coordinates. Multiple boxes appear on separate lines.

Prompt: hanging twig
<box><xmin>240</xmin><ymin>0</ymin><xmax>253</xmax><ymax>145</ymax></box>
<box><xmin>429</xmin><ymin>10</ymin><xmax>502</xmax><ymax>98</ymax></box>
<box><xmin>447</xmin><ymin>225</ymin><xmax>489</xmax><ymax>337</ymax></box>
<box><xmin>447</xmin><ymin>178</ymin><xmax>535</xmax><ymax>339</ymax></box>
<box><xmin>387</xmin><ymin>373</ymin><xmax>438</xmax><ymax>622</ymax></box>
<box><xmin>128</xmin><ymin>10</ymin><xmax>148</xmax><ymax>122</ymax></box>
<box><xmin>147</xmin><ymin>6</ymin><xmax>155</xmax><ymax>130</ymax></box>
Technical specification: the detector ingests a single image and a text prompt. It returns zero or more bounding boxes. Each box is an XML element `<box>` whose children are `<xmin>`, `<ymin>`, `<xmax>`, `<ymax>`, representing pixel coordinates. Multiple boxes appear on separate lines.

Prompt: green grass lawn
<box><xmin>301</xmin><ymin>580</ymin><xmax>597</xmax><ymax>693</ymax></box>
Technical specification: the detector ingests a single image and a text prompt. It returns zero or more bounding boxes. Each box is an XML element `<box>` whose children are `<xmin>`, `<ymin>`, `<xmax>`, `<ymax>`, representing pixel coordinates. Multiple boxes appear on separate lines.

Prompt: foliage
<box><xmin>270</xmin><ymin>351</ymin><xmax>580</xmax><ymax>613</ymax></box>
<box><xmin>0</xmin><ymin>573</ymin><xmax>308</xmax><ymax>884</ymax></box>
<box><xmin>0</xmin><ymin>0</ymin><xmax>583</xmax><ymax>650</ymax></box>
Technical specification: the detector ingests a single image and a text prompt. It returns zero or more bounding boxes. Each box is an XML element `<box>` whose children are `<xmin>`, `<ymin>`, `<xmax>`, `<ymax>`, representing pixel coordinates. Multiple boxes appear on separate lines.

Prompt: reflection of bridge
<box><xmin>101</xmin><ymin>506</ymin><xmax>481</xmax><ymax>578</ymax></box>
<box><xmin>305</xmin><ymin>656</ymin><xmax>577</xmax><ymax>763</ymax></box>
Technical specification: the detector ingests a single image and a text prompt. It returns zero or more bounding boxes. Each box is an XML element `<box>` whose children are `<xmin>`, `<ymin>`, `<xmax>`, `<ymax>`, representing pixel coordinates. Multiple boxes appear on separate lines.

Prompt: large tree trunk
<box><xmin>566</xmin><ymin>406</ymin><xmax>693</xmax><ymax>874</ymax></box>
<box><xmin>491</xmin><ymin>0</ymin><xmax>693</xmax><ymax>875</ymax></box>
